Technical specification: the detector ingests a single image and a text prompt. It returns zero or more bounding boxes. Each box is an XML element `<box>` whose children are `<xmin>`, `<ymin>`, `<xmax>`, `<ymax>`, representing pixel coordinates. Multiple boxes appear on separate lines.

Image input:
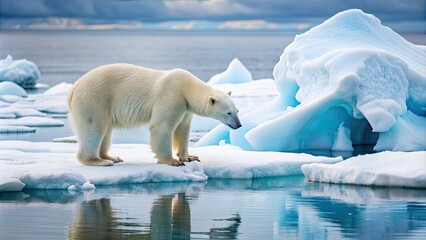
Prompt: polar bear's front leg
<box><xmin>173</xmin><ymin>113</ymin><xmax>200</xmax><ymax>163</ymax></box>
<box><xmin>150</xmin><ymin>122</ymin><xmax>184</xmax><ymax>167</ymax></box>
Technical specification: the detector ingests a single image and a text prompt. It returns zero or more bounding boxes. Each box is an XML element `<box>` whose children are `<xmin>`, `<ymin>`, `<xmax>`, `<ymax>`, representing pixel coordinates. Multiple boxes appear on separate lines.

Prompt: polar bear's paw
<box><xmin>179</xmin><ymin>155</ymin><xmax>200</xmax><ymax>163</ymax></box>
<box><xmin>171</xmin><ymin>159</ymin><xmax>185</xmax><ymax>167</ymax></box>
<box><xmin>100</xmin><ymin>155</ymin><xmax>124</xmax><ymax>163</ymax></box>
<box><xmin>80</xmin><ymin>159</ymin><xmax>114</xmax><ymax>167</ymax></box>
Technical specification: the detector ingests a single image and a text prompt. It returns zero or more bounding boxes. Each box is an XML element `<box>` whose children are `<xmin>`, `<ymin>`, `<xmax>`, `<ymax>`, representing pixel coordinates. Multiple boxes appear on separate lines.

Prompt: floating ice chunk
<box><xmin>0</xmin><ymin>101</ymin><xmax>10</xmax><ymax>107</ymax></box>
<box><xmin>0</xmin><ymin>55</ymin><xmax>40</xmax><ymax>87</ymax></box>
<box><xmin>42</xmin><ymin>82</ymin><xmax>72</xmax><ymax>96</ymax></box>
<box><xmin>0</xmin><ymin>81</ymin><xmax>27</xmax><ymax>97</ymax></box>
<box><xmin>0</xmin><ymin>125</ymin><xmax>36</xmax><ymax>133</ymax></box>
<box><xmin>53</xmin><ymin>135</ymin><xmax>77</xmax><ymax>143</ymax></box>
<box><xmin>0</xmin><ymin>116</ymin><xmax>64</xmax><ymax>127</ymax></box>
<box><xmin>374</xmin><ymin>111</ymin><xmax>426</xmax><ymax>151</ymax></box>
<box><xmin>332</xmin><ymin>123</ymin><xmax>354</xmax><ymax>151</ymax></box>
<box><xmin>81</xmin><ymin>181</ymin><xmax>96</xmax><ymax>190</ymax></box>
<box><xmin>302</xmin><ymin>151</ymin><xmax>426</xmax><ymax>188</ymax></box>
<box><xmin>208</xmin><ymin>58</ymin><xmax>252</xmax><ymax>84</ymax></box>
<box><xmin>33</xmin><ymin>83</ymin><xmax>73</xmax><ymax>114</ymax></box>
<box><xmin>0</xmin><ymin>108</ymin><xmax>46</xmax><ymax>118</ymax></box>
<box><xmin>0</xmin><ymin>178</ymin><xmax>25</xmax><ymax>192</ymax></box>
<box><xmin>0</xmin><ymin>94</ymin><xmax>24</xmax><ymax>103</ymax></box>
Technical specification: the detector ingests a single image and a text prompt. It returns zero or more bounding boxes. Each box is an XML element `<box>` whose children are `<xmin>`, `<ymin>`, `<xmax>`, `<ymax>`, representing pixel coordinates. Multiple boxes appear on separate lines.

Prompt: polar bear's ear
<box><xmin>227</xmin><ymin>91</ymin><xmax>232</xmax><ymax>96</ymax></box>
<box><xmin>209</xmin><ymin>96</ymin><xmax>217</xmax><ymax>105</ymax></box>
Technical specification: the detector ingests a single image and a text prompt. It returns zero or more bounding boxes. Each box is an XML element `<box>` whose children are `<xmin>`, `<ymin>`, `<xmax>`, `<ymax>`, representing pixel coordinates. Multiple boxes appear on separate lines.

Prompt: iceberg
<box><xmin>198</xmin><ymin>9</ymin><xmax>426</xmax><ymax>152</ymax></box>
<box><xmin>0</xmin><ymin>141</ymin><xmax>340</xmax><ymax>191</ymax></box>
<box><xmin>0</xmin><ymin>55</ymin><xmax>41</xmax><ymax>87</ymax></box>
<box><xmin>302</xmin><ymin>151</ymin><xmax>426</xmax><ymax>188</ymax></box>
<box><xmin>208</xmin><ymin>58</ymin><xmax>252</xmax><ymax>84</ymax></box>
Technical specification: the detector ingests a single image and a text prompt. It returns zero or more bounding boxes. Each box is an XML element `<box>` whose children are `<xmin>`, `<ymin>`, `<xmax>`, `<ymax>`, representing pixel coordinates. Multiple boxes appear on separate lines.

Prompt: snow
<box><xmin>208</xmin><ymin>58</ymin><xmax>252</xmax><ymax>84</ymax></box>
<box><xmin>198</xmin><ymin>9</ymin><xmax>426</xmax><ymax>152</ymax></box>
<box><xmin>302</xmin><ymin>151</ymin><xmax>426</xmax><ymax>188</ymax></box>
<box><xmin>0</xmin><ymin>55</ymin><xmax>41</xmax><ymax>87</ymax></box>
<box><xmin>0</xmin><ymin>141</ymin><xmax>340</xmax><ymax>191</ymax></box>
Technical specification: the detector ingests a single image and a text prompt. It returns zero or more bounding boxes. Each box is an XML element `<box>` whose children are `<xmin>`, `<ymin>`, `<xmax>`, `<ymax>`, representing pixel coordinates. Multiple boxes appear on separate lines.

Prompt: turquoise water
<box><xmin>1</xmin><ymin>177</ymin><xmax>426</xmax><ymax>239</ymax></box>
<box><xmin>1</xmin><ymin>31</ymin><xmax>426</xmax><ymax>239</ymax></box>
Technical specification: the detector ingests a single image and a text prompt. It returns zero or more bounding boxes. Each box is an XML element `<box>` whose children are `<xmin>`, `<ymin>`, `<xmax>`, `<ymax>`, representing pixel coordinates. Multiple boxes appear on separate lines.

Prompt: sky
<box><xmin>1</xmin><ymin>0</ymin><xmax>425</xmax><ymax>22</ymax></box>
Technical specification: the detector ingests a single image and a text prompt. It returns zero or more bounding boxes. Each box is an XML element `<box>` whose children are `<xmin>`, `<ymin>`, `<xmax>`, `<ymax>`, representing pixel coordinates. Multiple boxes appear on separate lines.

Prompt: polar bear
<box><xmin>68</xmin><ymin>64</ymin><xmax>241</xmax><ymax>167</ymax></box>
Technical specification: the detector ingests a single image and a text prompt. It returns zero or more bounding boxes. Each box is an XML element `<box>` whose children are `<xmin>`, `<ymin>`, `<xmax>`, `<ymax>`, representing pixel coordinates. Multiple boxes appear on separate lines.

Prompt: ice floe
<box><xmin>0</xmin><ymin>55</ymin><xmax>41</xmax><ymax>87</ymax></box>
<box><xmin>0</xmin><ymin>82</ymin><xmax>72</xmax><ymax>132</ymax></box>
<box><xmin>0</xmin><ymin>141</ymin><xmax>341</xmax><ymax>191</ymax></box>
<box><xmin>0</xmin><ymin>81</ymin><xmax>27</xmax><ymax>97</ymax></box>
<box><xmin>302</xmin><ymin>151</ymin><xmax>426</xmax><ymax>188</ymax></box>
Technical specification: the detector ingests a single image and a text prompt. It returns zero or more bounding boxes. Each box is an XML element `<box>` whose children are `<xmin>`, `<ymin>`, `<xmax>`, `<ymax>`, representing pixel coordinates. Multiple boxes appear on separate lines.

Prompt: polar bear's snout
<box><xmin>226</xmin><ymin>112</ymin><xmax>242</xmax><ymax>130</ymax></box>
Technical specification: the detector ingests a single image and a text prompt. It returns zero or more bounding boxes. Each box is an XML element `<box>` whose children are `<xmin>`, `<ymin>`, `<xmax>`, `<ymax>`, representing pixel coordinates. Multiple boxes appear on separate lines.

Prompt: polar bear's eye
<box><xmin>227</xmin><ymin>112</ymin><xmax>231</xmax><ymax>115</ymax></box>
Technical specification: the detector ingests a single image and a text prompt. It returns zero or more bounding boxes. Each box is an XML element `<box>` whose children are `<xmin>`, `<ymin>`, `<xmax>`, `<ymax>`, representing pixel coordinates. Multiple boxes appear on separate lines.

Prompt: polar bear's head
<box><xmin>208</xmin><ymin>91</ymin><xmax>242</xmax><ymax>129</ymax></box>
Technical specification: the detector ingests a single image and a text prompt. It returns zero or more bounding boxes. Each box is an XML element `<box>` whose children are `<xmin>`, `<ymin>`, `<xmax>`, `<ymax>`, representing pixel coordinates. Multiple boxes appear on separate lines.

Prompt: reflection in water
<box><xmin>277</xmin><ymin>182</ymin><xmax>426</xmax><ymax>239</ymax></box>
<box><xmin>67</xmin><ymin>185</ymin><xmax>241</xmax><ymax>240</ymax></box>
<box><xmin>1</xmin><ymin>178</ymin><xmax>425</xmax><ymax>239</ymax></box>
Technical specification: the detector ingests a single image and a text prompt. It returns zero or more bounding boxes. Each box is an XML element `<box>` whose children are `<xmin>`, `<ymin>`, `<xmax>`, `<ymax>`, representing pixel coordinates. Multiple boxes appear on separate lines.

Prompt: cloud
<box><xmin>1</xmin><ymin>0</ymin><xmax>425</xmax><ymax>22</ymax></box>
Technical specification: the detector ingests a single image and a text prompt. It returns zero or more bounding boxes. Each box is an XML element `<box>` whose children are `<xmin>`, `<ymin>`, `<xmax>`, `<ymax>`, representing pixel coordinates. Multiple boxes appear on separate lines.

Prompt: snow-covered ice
<box><xmin>0</xmin><ymin>55</ymin><xmax>41</xmax><ymax>87</ymax></box>
<box><xmin>0</xmin><ymin>141</ymin><xmax>341</xmax><ymax>191</ymax></box>
<box><xmin>302</xmin><ymin>151</ymin><xmax>426</xmax><ymax>188</ymax></box>
<box><xmin>198</xmin><ymin>9</ymin><xmax>426</xmax><ymax>152</ymax></box>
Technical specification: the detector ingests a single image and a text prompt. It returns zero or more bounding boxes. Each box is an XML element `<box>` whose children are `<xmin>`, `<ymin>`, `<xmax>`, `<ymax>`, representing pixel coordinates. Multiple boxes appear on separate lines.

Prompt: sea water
<box><xmin>1</xmin><ymin>31</ymin><xmax>426</xmax><ymax>239</ymax></box>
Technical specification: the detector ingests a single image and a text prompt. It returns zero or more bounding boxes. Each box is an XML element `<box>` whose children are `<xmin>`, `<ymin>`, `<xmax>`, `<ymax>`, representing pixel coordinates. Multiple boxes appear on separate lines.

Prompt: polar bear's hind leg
<box><xmin>99</xmin><ymin>127</ymin><xmax>123</xmax><ymax>163</ymax></box>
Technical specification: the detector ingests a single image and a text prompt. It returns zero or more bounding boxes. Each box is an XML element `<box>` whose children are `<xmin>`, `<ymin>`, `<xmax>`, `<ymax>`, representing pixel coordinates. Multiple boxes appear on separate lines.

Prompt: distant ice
<box><xmin>0</xmin><ymin>178</ymin><xmax>25</xmax><ymax>192</ymax></box>
<box><xmin>0</xmin><ymin>116</ymin><xmax>64</xmax><ymax>127</ymax></box>
<box><xmin>0</xmin><ymin>141</ymin><xmax>340</xmax><ymax>191</ymax></box>
<box><xmin>0</xmin><ymin>125</ymin><xmax>36</xmax><ymax>133</ymax></box>
<box><xmin>0</xmin><ymin>55</ymin><xmax>41</xmax><ymax>87</ymax></box>
<box><xmin>208</xmin><ymin>58</ymin><xmax>252</xmax><ymax>84</ymax></box>
<box><xmin>198</xmin><ymin>9</ymin><xmax>426</xmax><ymax>152</ymax></box>
<box><xmin>0</xmin><ymin>81</ymin><xmax>27</xmax><ymax>97</ymax></box>
<box><xmin>302</xmin><ymin>151</ymin><xmax>426</xmax><ymax>188</ymax></box>
<box><xmin>0</xmin><ymin>83</ymin><xmax>72</xmax><ymax>132</ymax></box>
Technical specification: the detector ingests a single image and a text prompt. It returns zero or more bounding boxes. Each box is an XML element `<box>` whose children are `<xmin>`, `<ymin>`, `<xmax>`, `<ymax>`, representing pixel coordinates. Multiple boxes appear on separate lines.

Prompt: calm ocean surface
<box><xmin>1</xmin><ymin>31</ymin><xmax>426</xmax><ymax>239</ymax></box>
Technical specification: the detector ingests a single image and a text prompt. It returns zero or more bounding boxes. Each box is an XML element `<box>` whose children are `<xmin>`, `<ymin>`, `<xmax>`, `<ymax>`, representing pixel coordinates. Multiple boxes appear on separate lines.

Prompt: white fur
<box><xmin>68</xmin><ymin>64</ymin><xmax>241</xmax><ymax>166</ymax></box>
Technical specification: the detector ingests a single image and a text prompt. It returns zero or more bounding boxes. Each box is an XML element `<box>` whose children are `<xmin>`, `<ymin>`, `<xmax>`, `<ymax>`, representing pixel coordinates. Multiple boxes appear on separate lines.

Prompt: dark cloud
<box><xmin>1</xmin><ymin>0</ymin><xmax>425</xmax><ymax>22</ymax></box>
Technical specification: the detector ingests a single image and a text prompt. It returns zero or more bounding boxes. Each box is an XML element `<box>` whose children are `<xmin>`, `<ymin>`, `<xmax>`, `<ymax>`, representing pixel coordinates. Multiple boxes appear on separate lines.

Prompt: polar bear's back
<box><xmin>69</xmin><ymin>63</ymin><xmax>167</xmax><ymax>128</ymax></box>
